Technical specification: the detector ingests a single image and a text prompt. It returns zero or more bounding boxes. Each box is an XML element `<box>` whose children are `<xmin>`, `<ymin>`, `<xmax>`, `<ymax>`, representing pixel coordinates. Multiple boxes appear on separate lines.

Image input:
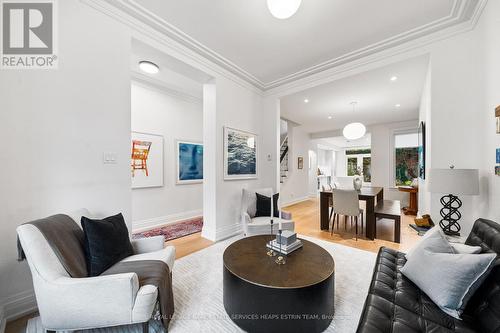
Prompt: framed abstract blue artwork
<box><xmin>176</xmin><ymin>140</ymin><xmax>203</xmax><ymax>184</ymax></box>
<box><xmin>224</xmin><ymin>126</ymin><xmax>258</xmax><ymax>180</ymax></box>
<box><xmin>496</xmin><ymin>148</ymin><xmax>500</xmax><ymax>164</ymax></box>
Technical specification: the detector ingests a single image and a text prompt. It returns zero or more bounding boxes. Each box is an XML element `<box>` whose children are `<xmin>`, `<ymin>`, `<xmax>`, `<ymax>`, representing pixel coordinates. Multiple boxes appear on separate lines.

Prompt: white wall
<box><xmin>131</xmin><ymin>82</ymin><xmax>203</xmax><ymax>231</ymax></box>
<box><xmin>278</xmin><ymin>124</ymin><xmax>310</xmax><ymax>206</ymax></box>
<box><xmin>371</xmin><ymin>120</ymin><xmax>419</xmax><ymax>205</ymax></box>
<box><xmin>0</xmin><ymin>0</ymin><xmax>132</xmax><ymax>319</ymax></box>
<box><xmin>480</xmin><ymin>0</ymin><xmax>500</xmax><ymax>223</ymax></box>
<box><xmin>417</xmin><ymin>0</ymin><xmax>498</xmax><ymax>236</ymax></box>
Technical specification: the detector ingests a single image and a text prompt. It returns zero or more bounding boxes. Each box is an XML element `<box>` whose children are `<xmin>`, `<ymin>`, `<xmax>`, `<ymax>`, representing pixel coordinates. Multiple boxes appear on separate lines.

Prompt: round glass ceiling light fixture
<box><xmin>139</xmin><ymin>61</ymin><xmax>159</xmax><ymax>74</ymax></box>
<box><xmin>267</xmin><ymin>0</ymin><xmax>302</xmax><ymax>19</ymax></box>
<box><xmin>343</xmin><ymin>102</ymin><xmax>366</xmax><ymax>140</ymax></box>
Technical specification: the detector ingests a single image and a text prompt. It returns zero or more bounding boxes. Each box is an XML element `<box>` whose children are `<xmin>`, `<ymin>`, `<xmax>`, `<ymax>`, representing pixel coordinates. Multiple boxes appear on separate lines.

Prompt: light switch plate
<box><xmin>103</xmin><ymin>152</ymin><xmax>117</xmax><ymax>164</ymax></box>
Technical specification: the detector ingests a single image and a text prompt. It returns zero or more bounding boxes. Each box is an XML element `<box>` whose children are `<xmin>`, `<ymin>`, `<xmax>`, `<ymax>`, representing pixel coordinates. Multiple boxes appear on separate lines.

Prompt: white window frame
<box><xmin>346</xmin><ymin>150</ymin><xmax>372</xmax><ymax>185</ymax></box>
<box><xmin>391</xmin><ymin>128</ymin><xmax>419</xmax><ymax>187</ymax></box>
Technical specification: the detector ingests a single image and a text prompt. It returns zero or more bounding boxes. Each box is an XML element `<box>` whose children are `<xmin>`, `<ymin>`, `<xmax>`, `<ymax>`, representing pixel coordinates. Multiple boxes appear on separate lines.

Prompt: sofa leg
<box><xmin>142</xmin><ymin>321</ymin><xmax>149</xmax><ymax>333</ymax></box>
<box><xmin>47</xmin><ymin>331</ymin><xmax>56</xmax><ymax>333</ymax></box>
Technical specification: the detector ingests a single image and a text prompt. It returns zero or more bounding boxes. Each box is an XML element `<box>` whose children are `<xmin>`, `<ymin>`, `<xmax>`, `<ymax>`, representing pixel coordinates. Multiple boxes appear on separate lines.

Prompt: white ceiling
<box><xmin>280</xmin><ymin>55</ymin><xmax>429</xmax><ymax>134</ymax></box>
<box><xmin>130</xmin><ymin>39</ymin><xmax>210</xmax><ymax>100</ymax></box>
<box><xmin>109</xmin><ymin>0</ymin><xmax>480</xmax><ymax>88</ymax></box>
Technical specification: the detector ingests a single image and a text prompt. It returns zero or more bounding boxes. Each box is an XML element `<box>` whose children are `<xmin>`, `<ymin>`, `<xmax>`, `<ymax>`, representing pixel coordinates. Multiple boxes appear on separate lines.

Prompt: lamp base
<box><xmin>439</xmin><ymin>194</ymin><xmax>462</xmax><ymax>237</ymax></box>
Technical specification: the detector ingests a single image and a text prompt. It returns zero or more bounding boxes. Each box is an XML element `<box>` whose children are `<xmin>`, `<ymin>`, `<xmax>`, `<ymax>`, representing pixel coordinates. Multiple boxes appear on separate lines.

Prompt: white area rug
<box><xmin>27</xmin><ymin>235</ymin><xmax>376</xmax><ymax>333</ymax></box>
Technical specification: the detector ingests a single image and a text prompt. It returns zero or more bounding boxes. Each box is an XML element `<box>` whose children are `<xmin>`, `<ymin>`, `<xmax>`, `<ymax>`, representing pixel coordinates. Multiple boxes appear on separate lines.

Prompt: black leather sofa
<box><xmin>356</xmin><ymin>218</ymin><xmax>500</xmax><ymax>333</ymax></box>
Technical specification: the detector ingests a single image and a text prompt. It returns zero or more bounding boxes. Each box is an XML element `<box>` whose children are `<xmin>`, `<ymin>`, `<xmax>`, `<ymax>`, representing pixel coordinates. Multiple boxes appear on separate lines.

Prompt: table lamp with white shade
<box><xmin>428</xmin><ymin>166</ymin><xmax>479</xmax><ymax>236</ymax></box>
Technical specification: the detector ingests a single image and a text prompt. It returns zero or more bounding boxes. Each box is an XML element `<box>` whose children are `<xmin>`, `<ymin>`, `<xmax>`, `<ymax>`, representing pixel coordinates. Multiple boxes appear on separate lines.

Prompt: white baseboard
<box><xmin>2</xmin><ymin>289</ymin><xmax>37</xmax><ymax>322</ymax></box>
<box><xmin>215</xmin><ymin>223</ymin><xmax>242</xmax><ymax>242</ymax></box>
<box><xmin>281</xmin><ymin>196</ymin><xmax>311</xmax><ymax>208</ymax></box>
<box><xmin>132</xmin><ymin>210</ymin><xmax>203</xmax><ymax>233</ymax></box>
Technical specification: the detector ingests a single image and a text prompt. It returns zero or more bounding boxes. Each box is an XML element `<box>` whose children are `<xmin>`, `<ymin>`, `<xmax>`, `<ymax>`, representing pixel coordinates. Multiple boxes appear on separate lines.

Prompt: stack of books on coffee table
<box><xmin>266</xmin><ymin>239</ymin><xmax>303</xmax><ymax>255</ymax></box>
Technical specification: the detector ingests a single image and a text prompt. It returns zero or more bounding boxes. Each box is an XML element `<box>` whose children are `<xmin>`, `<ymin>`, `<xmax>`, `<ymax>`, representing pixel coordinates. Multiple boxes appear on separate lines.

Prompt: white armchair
<box><xmin>16</xmin><ymin>210</ymin><xmax>175</xmax><ymax>332</ymax></box>
<box><xmin>241</xmin><ymin>188</ymin><xmax>295</xmax><ymax>236</ymax></box>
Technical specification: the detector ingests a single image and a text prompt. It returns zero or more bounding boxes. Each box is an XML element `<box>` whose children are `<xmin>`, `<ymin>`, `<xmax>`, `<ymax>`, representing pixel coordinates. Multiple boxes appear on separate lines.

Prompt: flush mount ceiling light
<box><xmin>139</xmin><ymin>61</ymin><xmax>159</xmax><ymax>74</ymax></box>
<box><xmin>390</xmin><ymin>76</ymin><xmax>398</xmax><ymax>81</ymax></box>
<box><xmin>395</xmin><ymin>104</ymin><xmax>401</xmax><ymax>108</ymax></box>
<box><xmin>328</xmin><ymin>115</ymin><xmax>332</xmax><ymax>119</ymax></box>
<box><xmin>304</xmin><ymin>98</ymin><xmax>309</xmax><ymax>103</ymax></box>
<box><xmin>267</xmin><ymin>0</ymin><xmax>302</xmax><ymax>19</ymax></box>
<box><xmin>343</xmin><ymin>102</ymin><xmax>366</xmax><ymax>140</ymax></box>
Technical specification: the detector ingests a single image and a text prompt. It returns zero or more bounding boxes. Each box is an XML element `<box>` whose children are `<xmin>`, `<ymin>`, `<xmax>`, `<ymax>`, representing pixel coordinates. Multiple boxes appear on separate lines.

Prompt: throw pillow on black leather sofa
<box><xmin>356</xmin><ymin>218</ymin><xmax>500</xmax><ymax>333</ymax></box>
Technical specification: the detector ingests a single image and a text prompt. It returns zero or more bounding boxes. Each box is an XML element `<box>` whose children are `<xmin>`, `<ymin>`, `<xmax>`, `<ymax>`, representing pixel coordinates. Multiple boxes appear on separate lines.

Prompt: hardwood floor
<box><xmin>6</xmin><ymin>198</ymin><xmax>419</xmax><ymax>332</ymax></box>
<box><xmin>285</xmin><ymin>198</ymin><xmax>420</xmax><ymax>254</ymax></box>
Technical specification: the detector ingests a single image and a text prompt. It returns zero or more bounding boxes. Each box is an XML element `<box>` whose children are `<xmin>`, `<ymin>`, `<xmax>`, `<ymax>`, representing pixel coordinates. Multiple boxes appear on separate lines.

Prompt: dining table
<box><xmin>320</xmin><ymin>187</ymin><xmax>384</xmax><ymax>240</ymax></box>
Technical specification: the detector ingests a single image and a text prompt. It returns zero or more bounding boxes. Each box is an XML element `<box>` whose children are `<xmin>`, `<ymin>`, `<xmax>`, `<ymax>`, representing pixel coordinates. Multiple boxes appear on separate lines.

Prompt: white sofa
<box><xmin>16</xmin><ymin>209</ymin><xmax>175</xmax><ymax>332</ymax></box>
<box><xmin>241</xmin><ymin>188</ymin><xmax>295</xmax><ymax>236</ymax></box>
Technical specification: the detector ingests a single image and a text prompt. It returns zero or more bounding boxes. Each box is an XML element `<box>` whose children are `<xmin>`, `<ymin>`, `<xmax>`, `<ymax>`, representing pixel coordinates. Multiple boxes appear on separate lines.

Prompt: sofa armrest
<box><xmin>131</xmin><ymin>236</ymin><xmax>165</xmax><ymax>254</ymax></box>
<box><xmin>40</xmin><ymin>273</ymin><xmax>140</xmax><ymax>329</ymax></box>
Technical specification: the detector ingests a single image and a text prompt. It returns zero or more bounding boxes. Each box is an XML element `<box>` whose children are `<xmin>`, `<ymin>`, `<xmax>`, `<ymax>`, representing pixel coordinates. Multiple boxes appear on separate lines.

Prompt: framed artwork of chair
<box><xmin>131</xmin><ymin>132</ymin><xmax>164</xmax><ymax>189</ymax></box>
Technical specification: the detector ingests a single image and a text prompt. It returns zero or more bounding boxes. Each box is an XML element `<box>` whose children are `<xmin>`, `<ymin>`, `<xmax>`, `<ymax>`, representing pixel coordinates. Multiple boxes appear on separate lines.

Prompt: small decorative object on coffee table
<box><xmin>267</xmin><ymin>230</ymin><xmax>303</xmax><ymax>256</ymax></box>
<box><xmin>275</xmin><ymin>229</ymin><xmax>286</xmax><ymax>265</ymax></box>
<box><xmin>267</xmin><ymin>195</ymin><xmax>276</xmax><ymax>257</ymax></box>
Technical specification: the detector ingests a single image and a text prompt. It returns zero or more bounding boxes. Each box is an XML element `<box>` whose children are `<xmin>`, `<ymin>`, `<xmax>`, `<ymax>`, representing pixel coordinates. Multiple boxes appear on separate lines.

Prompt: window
<box><xmin>346</xmin><ymin>149</ymin><xmax>371</xmax><ymax>183</ymax></box>
<box><xmin>394</xmin><ymin>132</ymin><xmax>418</xmax><ymax>186</ymax></box>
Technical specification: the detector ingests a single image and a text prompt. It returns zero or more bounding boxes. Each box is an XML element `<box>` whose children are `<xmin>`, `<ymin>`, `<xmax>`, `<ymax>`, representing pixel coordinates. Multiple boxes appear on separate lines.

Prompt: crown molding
<box><xmin>131</xmin><ymin>71</ymin><xmax>203</xmax><ymax>105</ymax></box>
<box><xmin>84</xmin><ymin>0</ymin><xmax>486</xmax><ymax>92</ymax></box>
<box><xmin>265</xmin><ymin>0</ymin><xmax>486</xmax><ymax>90</ymax></box>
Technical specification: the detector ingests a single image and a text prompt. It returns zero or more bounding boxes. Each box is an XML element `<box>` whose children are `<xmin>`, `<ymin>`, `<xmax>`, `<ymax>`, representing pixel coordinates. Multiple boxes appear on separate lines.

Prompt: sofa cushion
<box><xmin>401</xmin><ymin>249</ymin><xmax>496</xmax><ymax>319</ymax></box>
<box><xmin>405</xmin><ymin>227</ymin><xmax>454</xmax><ymax>260</ymax></box>
<box><xmin>242</xmin><ymin>188</ymin><xmax>273</xmax><ymax>218</ymax></box>
<box><xmin>451</xmin><ymin>243</ymin><xmax>482</xmax><ymax>254</ymax></box>
<box><xmin>255</xmin><ymin>192</ymin><xmax>279</xmax><ymax>218</ymax></box>
<box><xmin>357</xmin><ymin>247</ymin><xmax>477</xmax><ymax>333</ymax></box>
<box><xmin>81</xmin><ymin>213</ymin><xmax>134</xmax><ymax>276</ymax></box>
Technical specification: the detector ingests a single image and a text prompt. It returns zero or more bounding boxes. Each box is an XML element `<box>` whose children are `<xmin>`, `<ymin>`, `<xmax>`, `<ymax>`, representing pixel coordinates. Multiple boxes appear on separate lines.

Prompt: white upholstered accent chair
<box><xmin>331</xmin><ymin>189</ymin><xmax>364</xmax><ymax>240</ymax></box>
<box><xmin>16</xmin><ymin>209</ymin><xmax>175</xmax><ymax>333</ymax></box>
<box><xmin>241</xmin><ymin>188</ymin><xmax>295</xmax><ymax>236</ymax></box>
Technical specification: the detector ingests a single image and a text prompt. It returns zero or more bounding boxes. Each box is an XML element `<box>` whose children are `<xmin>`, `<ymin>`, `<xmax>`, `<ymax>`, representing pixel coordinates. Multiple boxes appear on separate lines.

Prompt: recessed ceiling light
<box><xmin>139</xmin><ymin>61</ymin><xmax>159</xmax><ymax>74</ymax></box>
<box><xmin>304</xmin><ymin>99</ymin><xmax>309</xmax><ymax>103</ymax></box>
<box><xmin>395</xmin><ymin>104</ymin><xmax>401</xmax><ymax>108</ymax></box>
<box><xmin>328</xmin><ymin>116</ymin><xmax>332</xmax><ymax>119</ymax></box>
<box><xmin>390</xmin><ymin>76</ymin><xmax>398</xmax><ymax>81</ymax></box>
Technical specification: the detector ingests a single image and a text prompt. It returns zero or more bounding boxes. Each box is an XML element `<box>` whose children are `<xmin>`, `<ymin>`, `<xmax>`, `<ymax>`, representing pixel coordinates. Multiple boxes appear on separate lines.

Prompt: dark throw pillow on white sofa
<box><xmin>81</xmin><ymin>213</ymin><xmax>134</xmax><ymax>277</ymax></box>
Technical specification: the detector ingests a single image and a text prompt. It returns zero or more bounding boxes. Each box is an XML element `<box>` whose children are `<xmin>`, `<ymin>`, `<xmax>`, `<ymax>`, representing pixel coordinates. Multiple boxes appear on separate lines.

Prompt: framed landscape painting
<box><xmin>131</xmin><ymin>132</ymin><xmax>164</xmax><ymax>189</ymax></box>
<box><xmin>224</xmin><ymin>127</ymin><xmax>258</xmax><ymax>180</ymax></box>
<box><xmin>176</xmin><ymin>140</ymin><xmax>203</xmax><ymax>184</ymax></box>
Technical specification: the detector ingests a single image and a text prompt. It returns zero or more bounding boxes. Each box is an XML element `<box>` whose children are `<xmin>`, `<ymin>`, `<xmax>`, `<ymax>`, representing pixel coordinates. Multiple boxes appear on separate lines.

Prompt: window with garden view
<box><xmin>346</xmin><ymin>148</ymin><xmax>371</xmax><ymax>183</ymax></box>
<box><xmin>395</xmin><ymin>132</ymin><xmax>419</xmax><ymax>186</ymax></box>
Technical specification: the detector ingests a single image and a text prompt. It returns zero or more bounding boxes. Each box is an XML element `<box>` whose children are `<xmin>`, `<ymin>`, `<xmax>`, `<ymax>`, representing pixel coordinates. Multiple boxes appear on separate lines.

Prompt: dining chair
<box><xmin>331</xmin><ymin>189</ymin><xmax>364</xmax><ymax>240</ymax></box>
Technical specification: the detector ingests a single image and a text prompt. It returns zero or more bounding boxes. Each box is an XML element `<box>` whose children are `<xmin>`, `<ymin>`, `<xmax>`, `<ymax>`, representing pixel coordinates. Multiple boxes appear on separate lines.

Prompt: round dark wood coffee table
<box><xmin>223</xmin><ymin>235</ymin><xmax>335</xmax><ymax>333</ymax></box>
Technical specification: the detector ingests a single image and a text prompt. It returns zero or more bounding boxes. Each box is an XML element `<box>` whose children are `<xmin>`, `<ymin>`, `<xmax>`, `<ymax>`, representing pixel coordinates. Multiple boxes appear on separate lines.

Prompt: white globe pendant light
<box><xmin>343</xmin><ymin>102</ymin><xmax>366</xmax><ymax>140</ymax></box>
<box><xmin>267</xmin><ymin>0</ymin><xmax>302</xmax><ymax>19</ymax></box>
<box><xmin>343</xmin><ymin>122</ymin><xmax>366</xmax><ymax>140</ymax></box>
